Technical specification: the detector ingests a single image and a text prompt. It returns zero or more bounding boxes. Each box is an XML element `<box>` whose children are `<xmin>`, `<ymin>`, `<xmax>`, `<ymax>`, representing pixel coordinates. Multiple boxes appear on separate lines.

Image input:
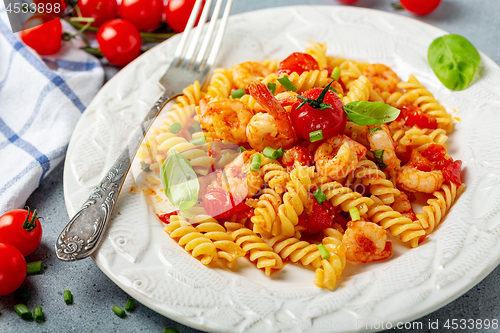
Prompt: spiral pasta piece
<box><xmin>339</xmin><ymin>60</ymin><xmax>369</xmax><ymax>89</ymax></box>
<box><xmin>398</xmin><ymin>75</ymin><xmax>454</xmax><ymax>133</ymax></box>
<box><xmin>305</xmin><ymin>40</ymin><xmax>328</xmax><ymax>69</ymax></box>
<box><xmin>261</xmin><ymin>70</ymin><xmax>332</xmax><ymax>94</ymax></box>
<box><xmin>366</xmin><ymin>196</ymin><xmax>425</xmax><ymax>248</ymax></box>
<box><xmin>342</xmin><ymin>75</ymin><xmax>383</xmax><ymax>104</ymax></box>
<box><xmin>397</xmin><ymin>126</ymin><xmax>448</xmax><ymax>152</ymax></box>
<box><xmin>417</xmin><ymin>182</ymin><xmax>466</xmax><ymax>235</ymax></box>
<box><xmin>232</xmin><ymin>227</ymin><xmax>284</xmax><ymax>276</ymax></box>
<box><xmin>164</xmin><ymin>216</ymin><xmax>218</xmax><ymax>265</ymax></box>
<box><xmin>261</xmin><ymin>159</ymin><xmax>290</xmax><ymax>194</ymax></box>
<box><xmin>250</xmin><ymin>188</ymin><xmax>282</xmax><ymax>235</ymax></box>
<box><xmin>314</xmin><ymin>228</ymin><xmax>346</xmax><ymax>290</ymax></box>
<box><xmin>319</xmin><ymin>180</ymin><xmax>374</xmax><ymax>216</ymax></box>
<box><xmin>190</xmin><ymin>214</ymin><xmax>245</xmax><ymax>266</ymax></box>
<box><xmin>385</xmin><ymin>90</ymin><xmax>419</xmax><ymax>108</ymax></box>
<box><xmin>346</xmin><ymin>159</ymin><xmax>400</xmax><ymax>205</ymax></box>
<box><xmin>261</xmin><ymin>58</ymin><xmax>280</xmax><ymax>72</ymax></box>
<box><xmin>206</xmin><ymin>68</ymin><xmax>233</xmax><ymax>99</ymax></box>
<box><xmin>267</xmin><ymin>234</ymin><xmax>322</xmax><ymax>268</ymax></box>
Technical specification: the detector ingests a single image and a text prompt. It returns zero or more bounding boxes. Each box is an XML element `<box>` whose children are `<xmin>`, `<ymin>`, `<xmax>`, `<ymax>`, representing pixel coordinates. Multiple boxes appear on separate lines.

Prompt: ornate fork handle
<box><xmin>55</xmin><ymin>89</ymin><xmax>179</xmax><ymax>261</ymax></box>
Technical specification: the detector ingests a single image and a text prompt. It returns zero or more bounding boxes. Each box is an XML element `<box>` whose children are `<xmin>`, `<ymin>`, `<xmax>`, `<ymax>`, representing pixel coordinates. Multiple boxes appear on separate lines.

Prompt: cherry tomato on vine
<box><xmin>400</xmin><ymin>0</ymin><xmax>441</xmax><ymax>15</ymax></box>
<box><xmin>0</xmin><ymin>208</ymin><xmax>43</xmax><ymax>257</ymax></box>
<box><xmin>97</xmin><ymin>19</ymin><xmax>142</xmax><ymax>66</ymax></box>
<box><xmin>21</xmin><ymin>14</ymin><xmax>62</xmax><ymax>55</ymax></box>
<box><xmin>79</xmin><ymin>0</ymin><xmax>118</xmax><ymax>27</ymax></box>
<box><xmin>120</xmin><ymin>0</ymin><xmax>164</xmax><ymax>32</ymax></box>
<box><xmin>290</xmin><ymin>86</ymin><xmax>346</xmax><ymax>142</ymax></box>
<box><xmin>276</xmin><ymin>52</ymin><xmax>319</xmax><ymax>76</ymax></box>
<box><xmin>203</xmin><ymin>188</ymin><xmax>249</xmax><ymax>219</ymax></box>
<box><xmin>0</xmin><ymin>243</ymin><xmax>27</xmax><ymax>296</ymax></box>
<box><xmin>164</xmin><ymin>0</ymin><xmax>205</xmax><ymax>33</ymax></box>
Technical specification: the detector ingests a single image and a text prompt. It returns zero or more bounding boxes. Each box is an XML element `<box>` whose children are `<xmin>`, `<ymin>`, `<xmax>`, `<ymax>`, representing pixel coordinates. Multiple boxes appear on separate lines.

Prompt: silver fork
<box><xmin>55</xmin><ymin>0</ymin><xmax>234</xmax><ymax>261</ymax></box>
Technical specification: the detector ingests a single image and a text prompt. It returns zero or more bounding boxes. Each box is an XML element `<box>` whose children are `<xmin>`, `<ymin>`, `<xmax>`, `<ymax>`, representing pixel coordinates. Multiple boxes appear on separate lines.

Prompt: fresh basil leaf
<box><xmin>369</xmin><ymin>127</ymin><xmax>382</xmax><ymax>135</ymax></box>
<box><xmin>373</xmin><ymin>149</ymin><xmax>387</xmax><ymax>170</ymax></box>
<box><xmin>160</xmin><ymin>149</ymin><xmax>199</xmax><ymax>210</ymax></box>
<box><xmin>428</xmin><ymin>34</ymin><xmax>480</xmax><ymax>91</ymax></box>
<box><xmin>344</xmin><ymin>101</ymin><xmax>400</xmax><ymax>126</ymax></box>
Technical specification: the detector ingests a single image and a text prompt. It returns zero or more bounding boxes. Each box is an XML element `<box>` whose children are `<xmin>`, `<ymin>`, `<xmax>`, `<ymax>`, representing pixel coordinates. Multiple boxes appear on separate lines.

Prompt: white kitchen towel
<box><xmin>0</xmin><ymin>5</ymin><xmax>104</xmax><ymax>214</ymax></box>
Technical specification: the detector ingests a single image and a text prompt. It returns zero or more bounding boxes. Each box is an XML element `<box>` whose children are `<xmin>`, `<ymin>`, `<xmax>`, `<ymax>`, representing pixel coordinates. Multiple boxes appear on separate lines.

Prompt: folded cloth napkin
<box><xmin>0</xmin><ymin>5</ymin><xmax>104</xmax><ymax>214</ymax></box>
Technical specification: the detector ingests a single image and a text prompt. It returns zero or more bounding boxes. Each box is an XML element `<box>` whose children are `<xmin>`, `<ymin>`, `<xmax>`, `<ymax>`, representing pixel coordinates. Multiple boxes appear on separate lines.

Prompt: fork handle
<box><xmin>55</xmin><ymin>89</ymin><xmax>180</xmax><ymax>261</ymax></box>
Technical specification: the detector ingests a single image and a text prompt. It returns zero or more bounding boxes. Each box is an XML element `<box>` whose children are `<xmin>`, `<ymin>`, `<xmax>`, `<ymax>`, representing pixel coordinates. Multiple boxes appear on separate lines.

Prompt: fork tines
<box><xmin>173</xmin><ymin>0</ymin><xmax>234</xmax><ymax>73</ymax></box>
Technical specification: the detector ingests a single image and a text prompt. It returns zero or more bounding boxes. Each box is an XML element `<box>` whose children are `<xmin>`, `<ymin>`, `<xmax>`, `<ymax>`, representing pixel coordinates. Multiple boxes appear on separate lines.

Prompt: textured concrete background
<box><xmin>1</xmin><ymin>0</ymin><xmax>500</xmax><ymax>332</ymax></box>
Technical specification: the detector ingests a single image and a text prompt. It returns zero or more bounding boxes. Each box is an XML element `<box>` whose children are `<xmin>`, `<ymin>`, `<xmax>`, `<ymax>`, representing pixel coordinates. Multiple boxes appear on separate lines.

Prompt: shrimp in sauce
<box><xmin>231</xmin><ymin>61</ymin><xmax>271</xmax><ymax>89</ymax></box>
<box><xmin>343</xmin><ymin>221</ymin><xmax>392</xmax><ymax>263</ymax></box>
<box><xmin>363</xmin><ymin>63</ymin><xmax>399</xmax><ymax>94</ymax></box>
<box><xmin>367</xmin><ymin>124</ymin><xmax>401</xmax><ymax>172</ymax></box>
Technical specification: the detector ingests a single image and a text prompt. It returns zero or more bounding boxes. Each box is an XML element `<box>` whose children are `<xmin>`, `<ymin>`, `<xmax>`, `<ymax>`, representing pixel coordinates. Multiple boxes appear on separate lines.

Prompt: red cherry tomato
<box><xmin>291</xmin><ymin>87</ymin><xmax>346</xmax><ymax>142</ymax></box>
<box><xmin>164</xmin><ymin>0</ymin><xmax>205</xmax><ymax>33</ymax></box>
<box><xmin>79</xmin><ymin>0</ymin><xmax>118</xmax><ymax>27</ymax></box>
<box><xmin>0</xmin><ymin>243</ymin><xmax>27</xmax><ymax>296</ymax></box>
<box><xmin>298</xmin><ymin>194</ymin><xmax>334</xmax><ymax>235</ymax></box>
<box><xmin>0</xmin><ymin>209</ymin><xmax>42</xmax><ymax>256</ymax></box>
<box><xmin>120</xmin><ymin>0</ymin><xmax>164</xmax><ymax>32</ymax></box>
<box><xmin>21</xmin><ymin>14</ymin><xmax>62</xmax><ymax>56</ymax></box>
<box><xmin>400</xmin><ymin>0</ymin><xmax>441</xmax><ymax>15</ymax></box>
<box><xmin>276</xmin><ymin>52</ymin><xmax>319</xmax><ymax>76</ymax></box>
<box><xmin>400</xmin><ymin>106</ymin><xmax>437</xmax><ymax>129</ymax></box>
<box><xmin>203</xmin><ymin>188</ymin><xmax>250</xmax><ymax>219</ymax></box>
<box><xmin>407</xmin><ymin>150</ymin><xmax>433</xmax><ymax>172</ymax></box>
<box><xmin>157</xmin><ymin>211</ymin><xmax>178</xmax><ymax>224</ymax></box>
<box><xmin>443</xmin><ymin>160</ymin><xmax>462</xmax><ymax>185</ymax></box>
<box><xmin>421</xmin><ymin>144</ymin><xmax>452</xmax><ymax>170</ymax></box>
<box><xmin>281</xmin><ymin>146</ymin><xmax>314</xmax><ymax>171</ymax></box>
<box><xmin>97</xmin><ymin>19</ymin><xmax>142</xmax><ymax>66</ymax></box>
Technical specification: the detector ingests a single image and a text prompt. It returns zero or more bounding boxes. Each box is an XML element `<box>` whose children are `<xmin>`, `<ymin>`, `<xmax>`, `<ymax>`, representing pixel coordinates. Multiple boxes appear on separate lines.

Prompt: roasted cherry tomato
<box><xmin>120</xmin><ymin>0</ymin><xmax>163</xmax><ymax>32</ymax></box>
<box><xmin>276</xmin><ymin>52</ymin><xmax>319</xmax><ymax>76</ymax></box>
<box><xmin>0</xmin><ymin>243</ymin><xmax>27</xmax><ymax>296</ymax></box>
<box><xmin>298</xmin><ymin>193</ymin><xmax>334</xmax><ymax>235</ymax></box>
<box><xmin>96</xmin><ymin>19</ymin><xmax>142</xmax><ymax>66</ymax></box>
<box><xmin>421</xmin><ymin>144</ymin><xmax>452</xmax><ymax>170</ymax></box>
<box><xmin>400</xmin><ymin>0</ymin><xmax>441</xmax><ymax>15</ymax></box>
<box><xmin>0</xmin><ymin>208</ymin><xmax>42</xmax><ymax>257</ymax></box>
<box><xmin>291</xmin><ymin>86</ymin><xmax>346</xmax><ymax>142</ymax></box>
<box><xmin>281</xmin><ymin>146</ymin><xmax>314</xmax><ymax>171</ymax></box>
<box><xmin>407</xmin><ymin>150</ymin><xmax>433</xmax><ymax>172</ymax></box>
<box><xmin>21</xmin><ymin>14</ymin><xmax>62</xmax><ymax>56</ymax></box>
<box><xmin>157</xmin><ymin>211</ymin><xmax>178</xmax><ymax>224</ymax></box>
<box><xmin>79</xmin><ymin>0</ymin><xmax>118</xmax><ymax>27</ymax></box>
<box><xmin>203</xmin><ymin>188</ymin><xmax>249</xmax><ymax>219</ymax></box>
<box><xmin>443</xmin><ymin>160</ymin><xmax>462</xmax><ymax>185</ymax></box>
<box><xmin>164</xmin><ymin>0</ymin><xmax>205</xmax><ymax>33</ymax></box>
<box><xmin>400</xmin><ymin>106</ymin><xmax>437</xmax><ymax>129</ymax></box>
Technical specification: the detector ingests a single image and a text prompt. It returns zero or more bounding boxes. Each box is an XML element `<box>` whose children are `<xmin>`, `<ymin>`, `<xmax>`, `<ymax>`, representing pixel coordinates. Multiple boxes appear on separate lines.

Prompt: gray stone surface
<box><xmin>2</xmin><ymin>0</ymin><xmax>500</xmax><ymax>332</ymax></box>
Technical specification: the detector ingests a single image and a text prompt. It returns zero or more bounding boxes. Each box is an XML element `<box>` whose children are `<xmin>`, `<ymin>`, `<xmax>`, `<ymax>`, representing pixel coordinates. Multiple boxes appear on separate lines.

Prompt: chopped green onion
<box><xmin>112</xmin><ymin>305</ymin><xmax>126</xmax><ymax>318</ymax></box>
<box><xmin>277</xmin><ymin>75</ymin><xmax>297</xmax><ymax>92</ymax></box>
<box><xmin>125</xmin><ymin>298</ymin><xmax>135</xmax><ymax>311</ymax></box>
<box><xmin>188</xmin><ymin>122</ymin><xmax>202</xmax><ymax>134</ymax></box>
<box><xmin>309</xmin><ymin>130</ymin><xmax>324</xmax><ymax>142</ymax></box>
<box><xmin>231</xmin><ymin>88</ymin><xmax>246</xmax><ymax>99</ymax></box>
<box><xmin>14</xmin><ymin>287</ymin><xmax>29</xmax><ymax>299</ymax></box>
<box><xmin>140</xmin><ymin>161</ymin><xmax>152</xmax><ymax>172</ymax></box>
<box><xmin>267</xmin><ymin>82</ymin><xmax>276</xmax><ymax>95</ymax></box>
<box><xmin>250</xmin><ymin>154</ymin><xmax>262</xmax><ymax>171</ymax></box>
<box><xmin>263</xmin><ymin>147</ymin><xmax>284</xmax><ymax>159</ymax></box>
<box><xmin>14</xmin><ymin>304</ymin><xmax>32</xmax><ymax>320</ymax></box>
<box><xmin>369</xmin><ymin>127</ymin><xmax>382</xmax><ymax>135</ymax></box>
<box><xmin>164</xmin><ymin>329</ymin><xmax>179</xmax><ymax>333</ymax></box>
<box><xmin>313</xmin><ymin>188</ymin><xmax>327</xmax><ymax>205</ymax></box>
<box><xmin>33</xmin><ymin>306</ymin><xmax>44</xmax><ymax>323</ymax></box>
<box><xmin>349</xmin><ymin>207</ymin><xmax>361</xmax><ymax>221</ymax></box>
<box><xmin>168</xmin><ymin>122</ymin><xmax>183</xmax><ymax>134</ymax></box>
<box><xmin>237</xmin><ymin>146</ymin><xmax>247</xmax><ymax>153</ymax></box>
<box><xmin>64</xmin><ymin>290</ymin><xmax>72</xmax><ymax>305</ymax></box>
<box><xmin>190</xmin><ymin>136</ymin><xmax>206</xmax><ymax>146</ymax></box>
<box><xmin>318</xmin><ymin>244</ymin><xmax>330</xmax><ymax>260</ymax></box>
<box><xmin>331</xmin><ymin>67</ymin><xmax>341</xmax><ymax>81</ymax></box>
<box><xmin>27</xmin><ymin>260</ymin><xmax>42</xmax><ymax>275</ymax></box>
<box><xmin>373</xmin><ymin>149</ymin><xmax>387</xmax><ymax>170</ymax></box>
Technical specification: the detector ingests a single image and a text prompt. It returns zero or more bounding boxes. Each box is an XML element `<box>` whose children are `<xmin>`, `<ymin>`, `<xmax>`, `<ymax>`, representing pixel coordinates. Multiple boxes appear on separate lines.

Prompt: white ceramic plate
<box><xmin>63</xmin><ymin>6</ymin><xmax>500</xmax><ymax>333</ymax></box>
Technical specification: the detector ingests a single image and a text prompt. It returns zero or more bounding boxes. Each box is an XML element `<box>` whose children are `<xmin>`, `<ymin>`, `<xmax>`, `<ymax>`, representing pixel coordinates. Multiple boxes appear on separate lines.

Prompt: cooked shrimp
<box><xmin>254</xmin><ymin>91</ymin><xmax>298</xmax><ymax>113</ymax></box>
<box><xmin>396</xmin><ymin>164</ymin><xmax>444</xmax><ymax>193</ymax></box>
<box><xmin>199</xmin><ymin>97</ymin><xmax>253</xmax><ymax>145</ymax></box>
<box><xmin>392</xmin><ymin>192</ymin><xmax>417</xmax><ymax>221</ymax></box>
<box><xmin>246</xmin><ymin>82</ymin><xmax>297</xmax><ymax>151</ymax></box>
<box><xmin>211</xmin><ymin>150</ymin><xmax>263</xmax><ymax>200</ymax></box>
<box><xmin>231</xmin><ymin>61</ymin><xmax>271</xmax><ymax>89</ymax></box>
<box><xmin>314</xmin><ymin>134</ymin><xmax>367</xmax><ymax>180</ymax></box>
<box><xmin>363</xmin><ymin>63</ymin><xmax>399</xmax><ymax>94</ymax></box>
<box><xmin>367</xmin><ymin>124</ymin><xmax>401</xmax><ymax>171</ymax></box>
<box><xmin>343</xmin><ymin>221</ymin><xmax>392</xmax><ymax>263</ymax></box>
